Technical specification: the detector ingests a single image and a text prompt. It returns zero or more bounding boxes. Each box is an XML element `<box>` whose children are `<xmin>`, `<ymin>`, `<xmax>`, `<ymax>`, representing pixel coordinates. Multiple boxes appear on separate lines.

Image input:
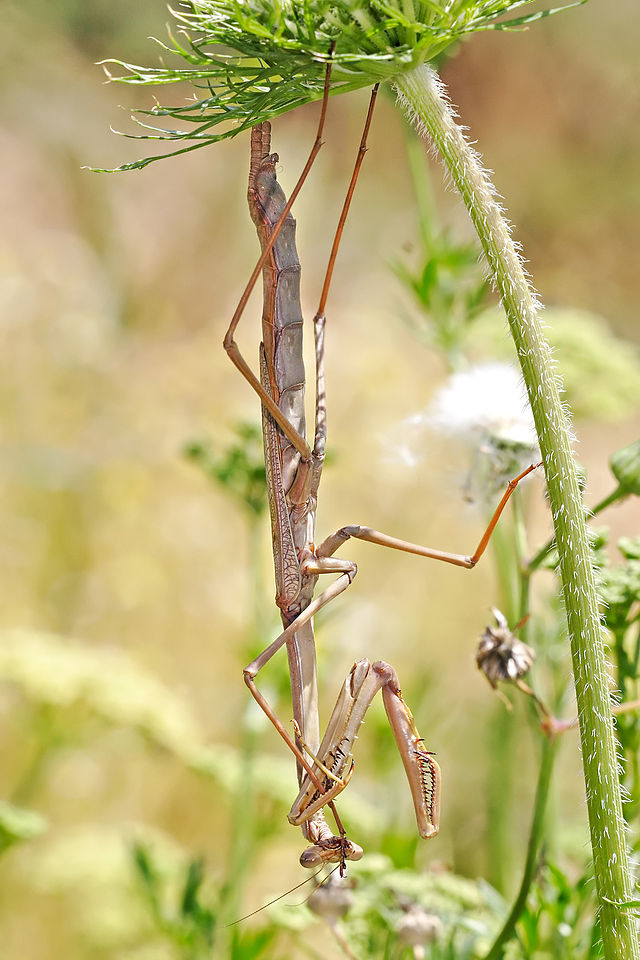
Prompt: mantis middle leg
<box><xmin>317</xmin><ymin>462</ymin><xmax>542</xmax><ymax>565</ymax></box>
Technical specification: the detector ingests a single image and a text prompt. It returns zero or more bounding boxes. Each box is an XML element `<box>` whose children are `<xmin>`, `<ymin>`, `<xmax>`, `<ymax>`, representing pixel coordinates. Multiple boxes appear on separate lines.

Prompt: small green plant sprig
<box><xmin>133</xmin><ymin>844</ymin><xmax>216</xmax><ymax>958</ymax></box>
<box><xmin>184</xmin><ymin>423</ymin><xmax>268</xmax><ymax>519</ymax></box>
<box><xmin>101</xmin><ymin>0</ymin><xmax>586</xmax><ymax>171</ymax></box>
<box><xmin>393</xmin><ymin>127</ymin><xmax>490</xmax><ymax>369</ymax></box>
<box><xmin>0</xmin><ymin>801</ymin><xmax>48</xmax><ymax>857</ymax></box>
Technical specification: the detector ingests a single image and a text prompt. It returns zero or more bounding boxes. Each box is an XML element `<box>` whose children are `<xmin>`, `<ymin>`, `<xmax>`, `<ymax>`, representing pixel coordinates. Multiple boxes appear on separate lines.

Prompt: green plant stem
<box><xmin>11</xmin><ymin>706</ymin><xmax>61</xmax><ymax>805</ymax></box>
<box><xmin>393</xmin><ymin>64</ymin><xmax>639</xmax><ymax>960</ymax></box>
<box><xmin>527</xmin><ymin>486</ymin><xmax>626</xmax><ymax>573</ymax></box>
<box><xmin>485</xmin><ymin>734</ymin><xmax>557</xmax><ymax>960</ymax></box>
<box><xmin>486</xmin><ymin>504</ymin><xmax>522</xmax><ymax>893</ymax></box>
<box><xmin>486</xmin><ymin>703</ymin><xmax>515</xmax><ymax>894</ymax></box>
<box><xmin>512</xmin><ymin>494</ymin><xmax>531</xmax><ymax>630</ymax></box>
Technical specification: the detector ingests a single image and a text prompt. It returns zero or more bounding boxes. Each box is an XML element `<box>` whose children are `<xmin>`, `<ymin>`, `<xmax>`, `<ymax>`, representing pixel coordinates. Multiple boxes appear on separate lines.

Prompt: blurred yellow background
<box><xmin>1</xmin><ymin>2</ymin><xmax>639</xmax><ymax>957</ymax></box>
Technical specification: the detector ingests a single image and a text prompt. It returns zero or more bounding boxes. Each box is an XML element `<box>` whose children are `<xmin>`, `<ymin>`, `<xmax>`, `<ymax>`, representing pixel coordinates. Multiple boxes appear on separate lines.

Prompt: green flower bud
<box><xmin>610</xmin><ymin>440</ymin><xmax>640</xmax><ymax>497</ymax></box>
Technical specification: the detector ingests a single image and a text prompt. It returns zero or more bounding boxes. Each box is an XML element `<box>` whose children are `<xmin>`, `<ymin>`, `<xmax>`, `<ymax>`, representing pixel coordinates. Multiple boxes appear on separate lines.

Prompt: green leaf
<box><xmin>96</xmin><ymin>0</ymin><xmax>590</xmax><ymax>170</ymax></box>
<box><xmin>181</xmin><ymin>858</ymin><xmax>205</xmax><ymax>917</ymax></box>
<box><xmin>0</xmin><ymin>801</ymin><xmax>48</xmax><ymax>854</ymax></box>
<box><xmin>185</xmin><ymin>423</ymin><xmax>268</xmax><ymax>517</ymax></box>
<box><xmin>602</xmin><ymin>895</ymin><xmax>640</xmax><ymax>911</ymax></box>
<box><xmin>133</xmin><ymin>842</ymin><xmax>155</xmax><ymax>886</ymax></box>
<box><xmin>610</xmin><ymin>440</ymin><xmax>640</xmax><ymax>497</ymax></box>
<box><xmin>468</xmin><ymin>0</ymin><xmax>589</xmax><ymax>32</ymax></box>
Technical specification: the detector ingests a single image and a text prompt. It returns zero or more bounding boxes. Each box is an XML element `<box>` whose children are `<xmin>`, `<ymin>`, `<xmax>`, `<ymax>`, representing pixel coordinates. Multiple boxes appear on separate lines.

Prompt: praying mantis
<box><xmin>222</xmin><ymin>59</ymin><xmax>539</xmax><ymax>873</ymax></box>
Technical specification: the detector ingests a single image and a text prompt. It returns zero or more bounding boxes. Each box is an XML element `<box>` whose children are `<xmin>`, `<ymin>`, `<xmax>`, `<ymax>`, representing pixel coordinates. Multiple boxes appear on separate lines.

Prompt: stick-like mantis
<box><xmin>223</xmin><ymin>61</ymin><xmax>539</xmax><ymax>871</ymax></box>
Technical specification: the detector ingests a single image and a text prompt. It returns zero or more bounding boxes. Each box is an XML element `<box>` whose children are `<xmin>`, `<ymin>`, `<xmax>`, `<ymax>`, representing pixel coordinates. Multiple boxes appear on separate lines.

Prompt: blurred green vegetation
<box><xmin>1</xmin><ymin>1</ymin><xmax>639</xmax><ymax>958</ymax></box>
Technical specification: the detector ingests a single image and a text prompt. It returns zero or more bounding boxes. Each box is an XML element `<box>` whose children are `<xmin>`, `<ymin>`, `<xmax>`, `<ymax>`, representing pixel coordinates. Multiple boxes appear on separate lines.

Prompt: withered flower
<box><xmin>395</xmin><ymin>904</ymin><xmax>442</xmax><ymax>951</ymax></box>
<box><xmin>307</xmin><ymin>873</ymin><xmax>354</xmax><ymax>922</ymax></box>
<box><xmin>476</xmin><ymin>608</ymin><xmax>535</xmax><ymax>688</ymax></box>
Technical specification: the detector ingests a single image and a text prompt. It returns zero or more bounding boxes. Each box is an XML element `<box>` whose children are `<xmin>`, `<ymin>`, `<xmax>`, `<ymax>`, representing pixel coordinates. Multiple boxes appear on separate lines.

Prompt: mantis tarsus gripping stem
<box><xmin>226</xmin><ymin>59</ymin><xmax>541</xmax><ymax>871</ymax></box>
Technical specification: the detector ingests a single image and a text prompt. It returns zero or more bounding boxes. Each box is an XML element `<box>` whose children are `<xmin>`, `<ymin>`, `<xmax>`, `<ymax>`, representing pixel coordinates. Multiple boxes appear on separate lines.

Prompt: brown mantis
<box><xmin>222</xmin><ymin>58</ymin><xmax>539</xmax><ymax>873</ymax></box>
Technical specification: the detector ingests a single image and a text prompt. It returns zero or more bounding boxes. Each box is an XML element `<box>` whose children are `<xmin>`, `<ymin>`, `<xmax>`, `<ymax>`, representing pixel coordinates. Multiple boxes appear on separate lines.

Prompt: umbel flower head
<box><xmin>476</xmin><ymin>607</ymin><xmax>535</xmax><ymax>688</ymax></box>
<box><xmin>100</xmin><ymin>0</ymin><xmax>586</xmax><ymax>170</ymax></box>
<box><xmin>425</xmin><ymin>361</ymin><xmax>539</xmax><ymax>496</ymax></box>
<box><xmin>384</xmin><ymin>362</ymin><xmax>540</xmax><ymax>499</ymax></box>
<box><xmin>428</xmin><ymin>363</ymin><xmax>537</xmax><ymax>450</ymax></box>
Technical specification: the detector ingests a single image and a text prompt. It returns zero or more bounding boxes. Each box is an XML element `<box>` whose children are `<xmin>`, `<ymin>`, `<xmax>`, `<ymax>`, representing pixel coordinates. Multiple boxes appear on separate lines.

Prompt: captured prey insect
<box><xmin>222</xmin><ymin>59</ymin><xmax>540</xmax><ymax>872</ymax></box>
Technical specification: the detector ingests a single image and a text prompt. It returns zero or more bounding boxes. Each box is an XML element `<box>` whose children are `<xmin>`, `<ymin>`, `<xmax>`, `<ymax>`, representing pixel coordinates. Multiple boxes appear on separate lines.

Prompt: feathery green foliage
<box><xmin>0</xmin><ymin>801</ymin><xmax>48</xmax><ymax>855</ymax></box>
<box><xmin>100</xmin><ymin>0</ymin><xmax>586</xmax><ymax>169</ymax></box>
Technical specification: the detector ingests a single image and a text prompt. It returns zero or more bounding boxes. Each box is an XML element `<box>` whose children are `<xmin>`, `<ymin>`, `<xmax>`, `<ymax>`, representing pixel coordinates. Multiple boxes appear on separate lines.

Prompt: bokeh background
<box><xmin>1</xmin><ymin>2</ymin><xmax>639</xmax><ymax>957</ymax></box>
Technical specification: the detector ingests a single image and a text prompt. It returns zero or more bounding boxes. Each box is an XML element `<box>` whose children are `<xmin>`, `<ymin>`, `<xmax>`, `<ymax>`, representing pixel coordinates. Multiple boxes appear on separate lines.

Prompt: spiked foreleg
<box><xmin>290</xmin><ymin>659</ymin><xmax>441</xmax><ymax>840</ymax></box>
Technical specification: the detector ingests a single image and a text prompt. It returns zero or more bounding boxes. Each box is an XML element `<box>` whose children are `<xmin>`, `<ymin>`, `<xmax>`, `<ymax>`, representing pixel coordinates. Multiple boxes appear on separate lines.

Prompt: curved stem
<box><xmin>484</xmin><ymin>735</ymin><xmax>557</xmax><ymax>960</ymax></box>
<box><xmin>393</xmin><ymin>64</ymin><xmax>638</xmax><ymax>960</ymax></box>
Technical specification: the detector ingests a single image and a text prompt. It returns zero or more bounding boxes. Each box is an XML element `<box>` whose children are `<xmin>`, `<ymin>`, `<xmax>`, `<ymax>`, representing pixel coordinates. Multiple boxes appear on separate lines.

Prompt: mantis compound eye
<box><xmin>299</xmin><ymin>845</ymin><xmax>324</xmax><ymax>869</ymax></box>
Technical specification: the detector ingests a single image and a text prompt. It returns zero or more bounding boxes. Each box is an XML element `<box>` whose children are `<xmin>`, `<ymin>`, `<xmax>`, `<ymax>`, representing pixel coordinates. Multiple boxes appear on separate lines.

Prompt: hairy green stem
<box><xmin>485</xmin><ymin>735</ymin><xmax>557</xmax><ymax>960</ymax></box>
<box><xmin>527</xmin><ymin>485</ymin><xmax>627</xmax><ymax>574</ymax></box>
<box><xmin>393</xmin><ymin>64</ymin><xmax>638</xmax><ymax>960</ymax></box>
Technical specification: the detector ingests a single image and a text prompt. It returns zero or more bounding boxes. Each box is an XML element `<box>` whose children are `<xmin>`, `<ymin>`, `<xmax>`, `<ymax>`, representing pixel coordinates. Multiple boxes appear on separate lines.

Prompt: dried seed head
<box><xmin>476</xmin><ymin>608</ymin><xmax>535</xmax><ymax>688</ymax></box>
<box><xmin>307</xmin><ymin>874</ymin><xmax>354</xmax><ymax>921</ymax></box>
<box><xmin>395</xmin><ymin>905</ymin><xmax>442</xmax><ymax>947</ymax></box>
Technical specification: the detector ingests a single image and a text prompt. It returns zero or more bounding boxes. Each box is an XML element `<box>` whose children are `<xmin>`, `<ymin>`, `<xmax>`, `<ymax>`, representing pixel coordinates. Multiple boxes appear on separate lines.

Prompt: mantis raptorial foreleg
<box><xmin>290</xmin><ymin>659</ymin><xmax>441</xmax><ymax>841</ymax></box>
<box><xmin>244</xmin><ymin>566</ymin><xmax>442</xmax><ymax>858</ymax></box>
